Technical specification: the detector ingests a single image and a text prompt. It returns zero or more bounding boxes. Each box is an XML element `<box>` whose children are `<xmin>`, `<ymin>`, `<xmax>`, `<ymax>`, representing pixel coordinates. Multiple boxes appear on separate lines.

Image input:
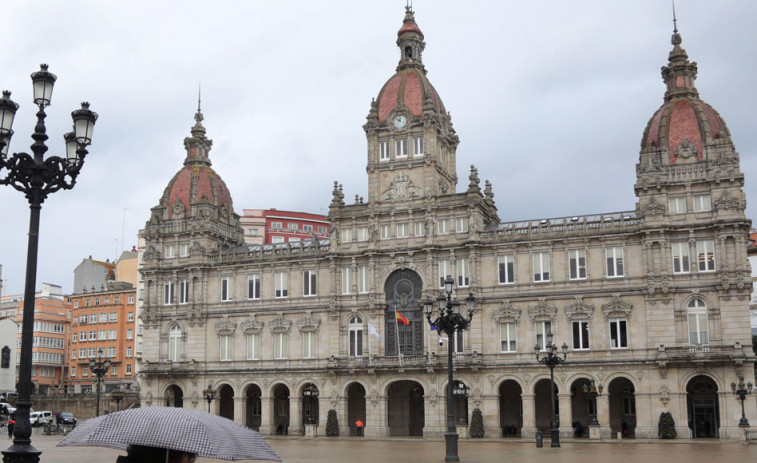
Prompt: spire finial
<box><xmin>198</xmin><ymin>83</ymin><xmax>202</xmax><ymax>113</ymax></box>
<box><xmin>672</xmin><ymin>0</ymin><xmax>678</xmax><ymax>33</ymax></box>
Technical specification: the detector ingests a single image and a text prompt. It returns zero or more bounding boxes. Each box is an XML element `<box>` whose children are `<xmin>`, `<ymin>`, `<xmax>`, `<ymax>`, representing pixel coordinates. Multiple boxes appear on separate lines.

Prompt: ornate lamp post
<box><xmin>1</xmin><ymin>64</ymin><xmax>97</xmax><ymax>463</ymax></box>
<box><xmin>423</xmin><ymin>275</ymin><xmax>475</xmax><ymax>463</ymax></box>
<box><xmin>203</xmin><ymin>384</ymin><xmax>216</xmax><ymax>414</ymax></box>
<box><xmin>112</xmin><ymin>388</ymin><xmax>125</xmax><ymax>412</ymax></box>
<box><xmin>731</xmin><ymin>377</ymin><xmax>753</xmax><ymax>427</ymax></box>
<box><xmin>582</xmin><ymin>379</ymin><xmax>603</xmax><ymax>426</ymax></box>
<box><xmin>302</xmin><ymin>384</ymin><xmax>319</xmax><ymax>425</ymax></box>
<box><xmin>534</xmin><ymin>332</ymin><xmax>568</xmax><ymax>448</ymax></box>
<box><xmin>90</xmin><ymin>349</ymin><xmax>111</xmax><ymax>417</ymax></box>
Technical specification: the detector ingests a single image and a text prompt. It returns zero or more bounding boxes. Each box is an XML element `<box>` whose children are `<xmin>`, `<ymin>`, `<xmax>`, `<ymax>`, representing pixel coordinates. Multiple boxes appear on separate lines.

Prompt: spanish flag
<box><xmin>396</xmin><ymin>310</ymin><xmax>410</xmax><ymax>326</ymax></box>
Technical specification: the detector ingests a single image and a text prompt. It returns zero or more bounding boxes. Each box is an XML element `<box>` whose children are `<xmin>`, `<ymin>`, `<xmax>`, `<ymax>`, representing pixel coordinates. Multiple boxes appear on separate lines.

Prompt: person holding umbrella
<box><xmin>118</xmin><ymin>445</ymin><xmax>196</xmax><ymax>463</ymax></box>
<box><xmin>6</xmin><ymin>419</ymin><xmax>13</xmax><ymax>439</ymax></box>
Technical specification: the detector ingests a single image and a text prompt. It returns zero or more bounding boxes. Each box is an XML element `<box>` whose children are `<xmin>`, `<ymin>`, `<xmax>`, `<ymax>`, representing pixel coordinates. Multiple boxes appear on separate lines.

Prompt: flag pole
<box><xmin>394</xmin><ymin>305</ymin><xmax>402</xmax><ymax>367</ymax></box>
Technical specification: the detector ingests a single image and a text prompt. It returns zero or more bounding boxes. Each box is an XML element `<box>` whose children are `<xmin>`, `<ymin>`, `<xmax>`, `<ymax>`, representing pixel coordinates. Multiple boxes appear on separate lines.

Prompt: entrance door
<box><xmin>387</xmin><ymin>380</ymin><xmax>424</xmax><ymax>436</ymax></box>
<box><xmin>347</xmin><ymin>383</ymin><xmax>366</xmax><ymax>436</ymax></box>
<box><xmin>273</xmin><ymin>384</ymin><xmax>290</xmax><ymax>435</ymax></box>
<box><xmin>246</xmin><ymin>385</ymin><xmax>262</xmax><ymax>430</ymax></box>
<box><xmin>687</xmin><ymin>376</ymin><xmax>719</xmax><ymax>438</ymax></box>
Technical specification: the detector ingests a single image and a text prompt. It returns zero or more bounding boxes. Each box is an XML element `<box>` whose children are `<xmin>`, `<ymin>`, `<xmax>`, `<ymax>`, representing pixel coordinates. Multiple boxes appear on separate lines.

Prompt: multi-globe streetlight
<box><xmin>534</xmin><ymin>333</ymin><xmax>568</xmax><ymax>448</ymax></box>
<box><xmin>90</xmin><ymin>349</ymin><xmax>112</xmax><ymax>417</ymax></box>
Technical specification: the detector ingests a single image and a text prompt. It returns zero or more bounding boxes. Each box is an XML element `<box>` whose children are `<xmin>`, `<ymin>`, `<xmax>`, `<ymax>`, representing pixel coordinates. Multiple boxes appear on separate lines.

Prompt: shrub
<box><xmin>658</xmin><ymin>411</ymin><xmax>676</xmax><ymax>439</ymax></box>
<box><xmin>469</xmin><ymin>408</ymin><xmax>484</xmax><ymax>438</ymax></box>
<box><xmin>326</xmin><ymin>409</ymin><xmax>339</xmax><ymax>437</ymax></box>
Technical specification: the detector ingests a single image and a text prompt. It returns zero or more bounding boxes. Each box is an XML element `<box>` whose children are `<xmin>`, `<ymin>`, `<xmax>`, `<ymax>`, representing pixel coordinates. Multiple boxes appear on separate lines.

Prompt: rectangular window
<box><xmin>82</xmin><ymin>366</ymin><xmax>89</xmax><ymax>377</ymax></box>
<box><xmin>341</xmin><ymin>229</ymin><xmax>351</xmax><ymax>243</ymax></box>
<box><xmin>455</xmin><ymin>217</ymin><xmax>468</xmax><ymax>233</ymax></box>
<box><xmin>349</xmin><ymin>326</ymin><xmax>363</xmax><ymax>357</ymax></box>
<box><xmin>247</xmin><ymin>333</ymin><xmax>261</xmax><ymax>360</ymax></box>
<box><xmin>108</xmin><ymin>329</ymin><xmax>117</xmax><ymax>340</ymax></box>
<box><xmin>71</xmin><ymin>350</ymin><xmax>76</xmax><ymax>359</ymax></box>
<box><xmin>127</xmin><ymin>311</ymin><xmax>134</xmax><ymax>322</ymax></box>
<box><xmin>439</xmin><ymin>259</ymin><xmax>451</xmax><ymax>288</ymax></box>
<box><xmin>672</xmin><ymin>242</ymin><xmax>690</xmax><ymax>273</ymax></box>
<box><xmin>569</xmin><ymin>249</ymin><xmax>587</xmax><ymax>280</ymax></box>
<box><xmin>98</xmin><ymin>330</ymin><xmax>107</xmax><ymax>340</ymax></box>
<box><xmin>107</xmin><ymin>347</ymin><xmax>116</xmax><ymax>358</ymax></box>
<box><xmin>668</xmin><ymin>197</ymin><xmax>686</xmax><ymax>214</ymax></box>
<box><xmin>109</xmin><ymin>312</ymin><xmax>117</xmax><ymax>322</ymax></box>
<box><xmin>74</xmin><ymin>301</ymin><xmax>79</xmax><ymax>308</ymax></box>
<box><xmin>318</xmin><ymin>226</ymin><xmax>327</xmax><ymax>234</ymax></box>
<box><xmin>126</xmin><ymin>364</ymin><xmax>132</xmax><ymax>375</ymax></box>
<box><xmin>126</xmin><ymin>329</ymin><xmax>133</xmax><ymax>340</ymax></box>
<box><xmin>179</xmin><ymin>243</ymin><xmax>189</xmax><ymax>257</ymax></box>
<box><xmin>271</xmin><ymin>236</ymin><xmax>285</xmax><ymax>244</ymax></box>
<box><xmin>248</xmin><ymin>275</ymin><xmax>261</xmax><ymax>300</ymax></box>
<box><xmin>138</xmin><ymin>325</ymin><xmax>143</xmax><ymax>335</ymax></box>
<box><xmin>302</xmin><ymin>331</ymin><xmax>317</xmax><ymax>359</ymax></box>
<box><xmin>456</xmin><ymin>258</ymin><xmax>469</xmax><ymax>287</ymax></box>
<box><xmin>111</xmin><ymin>365</ymin><xmax>118</xmax><ymax>376</ymax></box>
<box><xmin>395</xmin><ymin>139</ymin><xmax>408</xmax><ymax>158</ymax></box>
<box><xmin>163</xmin><ymin>282</ymin><xmax>174</xmax><ymax>305</ymax></box>
<box><xmin>221</xmin><ymin>277</ymin><xmax>232</xmax><ymax>301</ymax></box>
<box><xmin>688</xmin><ymin>313</ymin><xmax>709</xmax><ymax>345</ymax></box>
<box><xmin>533</xmin><ymin>252</ymin><xmax>550</xmax><ymax>282</ymax></box>
<box><xmin>414</xmin><ymin>221</ymin><xmax>425</xmax><ymax>237</ymax></box>
<box><xmin>693</xmin><ymin>194</ymin><xmax>712</xmax><ymax>212</ymax></box>
<box><xmin>220</xmin><ymin>335</ymin><xmax>233</xmax><ymax>361</ymax></box>
<box><xmin>396</xmin><ymin>223</ymin><xmax>409</xmax><ymax>238</ymax></box>
<box><xmin>79</xmin><ymin>348</ymin><xmax>86</xmax><ymax>358</ymax></box>
<box><xmin>80</xmin><ymin>314</ymin><xmax>87</xmax><ymax>324</ymax></box>
<box><xmin>357</xmin><ymin>266</ymin><xmax>369</xmax><ymax>294</ymax></box>
<box><xmin>271</xmin><ymin>222</ymin><xmax>282</xmax><ymax>229</ymax></box>
<box><xmin>288</xmin><ymin>222</ymin><xmax>298</xmax><ymax>230</ymax></box>
<box><xmin>275</xmin><ymin>272</ymin><xmax>288</xmax><ymax>298</ymax></box>
<box><xmin>178</xmin><ymin>280</ymin><xmax>189</xmax><ymax>304</ymax></box>
<box><xmin>164</xmin><ymin>245</ymin><xmax>175</xmax><ymax>258</ymax></box>
<box><xmin>357</xmin><ymin>227</ymin><xmax>369</xmax><ymax>242</ymax></box>
<box><xmin>379</xmin><ymin>141</ymin><xmax>390</xmax><ymax>161</ymax></box>
<box><xmin>535</xmin><ymin>321</ymin><xmax>552</xmax><ymax>351</ymax></box>
<box><xmin>500</xmin><ymin>323</ymin><xmax>516</xmax><ymax>352</ymax></box>
<box><xmin>437</xmin><ymin>219</ymin><xmax>450</xmax><ymax>235</ymax></box>
<box><xmin>380</xmin><ymin>224</ymin><xmax>391</xmax><ymax>239</ymax></box>
<box><xmin>99</xmin><ymin>313</ymin><xmax>108</xmax><ymax>323</ymax></box>
<box><xmin>413</xmin><ymin>137</ymin><xmax>424</xmax><ymax>157</ymax></box>
<box><xmin>273</xmin><ymin>333</ymin><xmax>289</xmax><ymax>359</ymax></box>
<box><xmin>114</xmin><ymin>296</ymin><xmax>119</xmax><ymax>304</ymax></box>
<box><xmin>303</xmin><ymin>270</ymin><xmax>317</xmax><ymax>297</ymax></box>
<box><xmin>609</xmin><ymin>319</ymin><xmax>628</xmax><ymax>349</ymax></box>
<box><xmin>70</xmin><ymin>366</ymin><xmax>76</xmax><ymax>377</ymax></box>
<box><xmin>452</xmin><ymin>329</ymin><xmax>464</xmax><ymax>354</ymax></box>
<box><xmin>126</xmin><ymin>346</ymin><xmax>133</xmax><ymax>357</ymax></box>
<box><xmin>128</xmin><ymin>295</ymin><xmax>134</xmax><ymax>304</ymax></box>
<box><xmin>341</xmin><ymin>267</ymin><xmax>352</xmax><ymax>295</ymax></box>
<box><xmin>302</xmin><ymin>224</ymin><xmax>313</xmax><ymax>232</ymax></box>
<box><xmin>605</xmin><ymin>246</ymin><xmax>625</xmax><ymax>278</ymax></box>
<box><xmin>572</xmin><ymin>321</ymin><xmax>590</xmax><ymax>350</ymax></box>
<box><xmin>696</xmin><ymin>240</ymin><xmax>716</xmax><ymax>272</ymax></box>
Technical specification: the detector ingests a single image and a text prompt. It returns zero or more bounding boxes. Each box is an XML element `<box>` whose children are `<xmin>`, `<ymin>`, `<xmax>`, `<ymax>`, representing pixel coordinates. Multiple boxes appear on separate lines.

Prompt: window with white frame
<box><xmin>414</xmin><ymin>221</ymin><xmax>425</xmax><ymax>237</ymax></box>
<box><xmin>89</xmin><ymin>331</ymin><xmax>97</xmax><ymax>341</ymax></box>
<box><xmin>248</xmin><ymin>275</ymin><xmax>261</xmax><ymax>300</ymax></box>
<box><xmin>569</xmin><ymin>249</ymin><xmax>587</xmax><ymax>280</ymax></box>
<box><xmin>271</xmin><ymin>236</ymin><xmax>284</xmax><ymax>244</ymax></box>
<box><xmin>500</xmin><ymin>323</ymin><xmax>516</xmax><ymax>352</ymax></box>
<box><xmin>99</xmin><ymin>313</ymin><xmax>108</xmax><ymax>323</ymax></box>
<box><xmin>221</xmin><ymin>277</ymin><xmax>233</xmax><ymax>301</ymax></box>
<box><xmin>357</xmin><ymin>227</ymin><xmax>369</xmax><ymax>242</ymax></box>
<box><xmin>533</xmin><ymin>252</ymin><xmax>550</xmax><ymax>282</ymax></box>
<box><xmin>668</xmin><ymin>197</ymin><xmax>686</xmax><ymax>214</ymax></box>
<box><xmin>71</xmin><ymin>350</ymin><xmax>76</xmax><ymax>359</ymax></box>
<box><xmin>74</xmin><ymin>301</ymin><xmax>79</xmax><ymax>308</ymax></box>
<box><xmin>456</xmin><ymin>258</ymin><xmax>469</xmax><ymax>287</ymax></box>
<box><xmin>79</xmin><ymin>348</ymin><xmax>86</xmax><ymax>358</ymax></box>
<box><xmin>696</xmin><ymin>240</ymin><xmax>716</xmax><ymax>272</ymax></box>
<box><xmin>82</xmin><ymin>366</ymin><xmax>89</xmax><ymax>377</ymax></box>
<box><xmin>126</xmin><ymin>346</ymin><xmax>133</xmax><ymax>357</ymax></box>
<box><xmin>79</xmin><ymin>332</ymin><xmax>86</xmax><ymax>341</ymax></box>
<box><xmin>609</xmin><ymin>319</ymin><xmax>627</xmax><ymax>348</ymax></box>
<box><xmin>397</xmin><ymin>223</ymin><xmax>409</xmax><ymax>238</ymax></box>
<box><xmin>169</xmin><ymin>325</ymin><xmax>182</xmax><ymax>361</ymax></box>
<box><xmin>70</xmin><ymin>366</ymin><xmax>76</xmax><ymax>377</ymax></box>
<box><xmin>437</xmin><ymin>219</ymin><xmax>450</xmax><ymax>235</ymax></box>
<box><xmin>395</xmin><ymin>139</ymin><xmax>408</xmax><ymax>158</ymax></box>
<box><xmin>380</xmin><ymin>224</ymin><xmax>391</xmax><ymax>239</ymax></box>
<box><xmin>126</xmin><ymin>329</ymin><xmax>133</xmax><ymax>340</ymax></box>
<box><xmin>220</xmin><ymin>335</ymin><xmax>233</xmax><ymax>361</ymax></box>
<box><xmin>89</xmin><ymin>314</ymin><xmax>97</xmax><ymax>323</ymax></box>
<box><xmin>349</xmin><ymin>316</ymin><xmax>363</xmax><ymax>357</ymax></box>
<box><xmin>455</xmin><ymin>217</ymin><xmax>468</xmax><ymax>233</ymax></box>
<box><xmin>498</xmin><ymin>255</ymin><xmax>514</xmax><ymax>284</ymax></box>
<box><xmin>87</xmin><ymin>348</ymin><xmax>96</xmax><ymax>357</ymax></box>
<box><xmin>111</xmin><ymin>365</ymin><xmax>118</xmax><ymax>376</ymax></box>
<box><xmin>302</xmin><ymin>331</ymin><xmax>317</xmax><ymax>359</ymax></box>
<box><xmin>138</xmin><ymin>325</ymin><xmax>143</xmax><ymax>335</ymax></box>
<box><xmin>127</xmin><ymin>311</ymin><xmax>134</xmax><ymax>322</ymax></box>
<box><xmin>179</xmin><ymin>243</ymin><xmax>189</xmax><ymax>257</ymax></box>
<box><xmin>288</xmin><ymin>222</ymin><xmax>298</xmax><ymax>230</ymax></box>
<box><xmin>379</xmin><ymin>141</ymin><xmax>389</xmax><ymax>161</ymax></box>
<box><xmin>318</xmin><ymin>226</ymin><xmax>327</xmax><ymax>234</ymax></box>
<box><xmin>273</xmin><ymin>332</ymin><xmax>289</xmax><ymax>359</ymax></box>
<box><xmin>107</xmin><ymin>347</ymin><xmax>116</xmax><ymax>357</ymax></box>
<box><xmin>413</xmin><ymin>137</ymin><xmax>424</xmax><ymax>157</ymax></box>
<box><xmin>572</xmin><ymin>321</ymin><xmax>590</xmax><ymax>350</ymax></box>
<box><xmin>109</xmin><ymin>312</ymin><xmax>117</xmax><ymax>322</ymax></box>
<box><xmin>179</xmin><ymin>280</ymin><xmax>190</xmax><ymax>304</ymax></box>
<box><xmin>246</xmin><ymin>333</ymin><xmax>261</xmax><ymax>360</ymax></box>
<box><xmin>341</xmin><ymin>267</ymin><xmax>352</xmax><ymax>294</ymax></box>
<box><xmin>126</xmin><ymin>364</ymin><xmax>132</xmax><ymax>375</ymax></box>
<box><xmin>692</xmin><ymin>194</ymin><xmax>712</xmax><ymax>212</ymax></box>
<box><xmin>271</xmin><ymin>222</ymin><xmax>282</xmax><ymax>229</ymax></box>
<box><xmin>303</xmin><ymin>224</ymin><xmax>313</xmax><ymax>232</ymax></box>
<box><xmin>274</xmin><ymin>272</ymin><xmax>288</xmax><ymax>298</ymax></box>
<box><xmin>128</xmin><ymin>295</ymin><xmax>134</xmax><ymax>304</ymax></box>
<box><xmin>341</xmin><ymin>228</ymin><xmax>351</xmax><ymax>243</ymax></box>
<box><xmin>687</xmin><ymin>298</ymin><xmax>709</xmax><ymax>345</ymax></box>
<box><xmin>605</xmin><ymin>246</ymin><xmax>625</xmax><ymax>278</ymax></box>
<box><xmin>164</xmin><ymin>245</ymin><xmax>175</xmax><ymax>258</ymax></box>
<box><xmin>672</xmin><ymin>242</ymin><xmax>690</xmax><ymax>273</ymax></box>
<box><xmin>439</xmin><ymin>259</ymin><xmax>451</xmax><ymax>288</ymax></box>
<box><xmin>108</xmin><ymin>329</ymin><xmax>117</xmax><ymax>340</ymax></box>
<box><xmin>357</xmin><ymin>266</ymin><xmax>369</xmax><ymax>293</ymax></box>
<box><xmin>303</xmin><ymin>270</ymin><xmax>317</xmax><ymax>297</ymax></box>
<box><xmin>289</xmin><ymin>237</ymin><xmax>301</xmax><ymax>243</ymax></box>
<box><xmin>535</xmin><ymin>321</ymin><xmax>552</xmax><ymax>351</ymax></box>
<box><xmin>451</xmin><ymin>329</ymin><xmax>464</xmax><ymax>354</ymax></box>
<box><xmin>98</xmin><ymin>330</ymin><xmax>107</xmax><ymax>340</ymax></box>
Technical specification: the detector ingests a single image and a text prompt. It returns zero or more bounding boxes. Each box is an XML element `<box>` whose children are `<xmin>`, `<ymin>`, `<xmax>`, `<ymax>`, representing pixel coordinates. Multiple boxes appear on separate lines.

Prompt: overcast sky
<box><xmin>1</xmin><ymin>0</ymin><xmax>755</xmax><ymax>296</ymax></box>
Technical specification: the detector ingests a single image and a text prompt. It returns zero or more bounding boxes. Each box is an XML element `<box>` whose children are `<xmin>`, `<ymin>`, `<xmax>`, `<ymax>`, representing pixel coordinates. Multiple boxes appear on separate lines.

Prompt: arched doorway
<box><xmin>445</xmin><ymin>380</ymin><xmax>469</xmax><ymax>426</ymax></box>
<box><xmin>246</xmin><ymin>384</ymin><xmax>262</xmax><ymax>430</ymax></box>
<box><xmin>219</xmin><ymin>384</ymin><xmax>234</xmax><ymax>420</ymax></box>
<box><xmin>384</xmin><ymin>270</ymin><xmax>424</xmax><ymax>356</ymax></box>
<box><xmin>347</xmin><ymin>382</ymin><xmax>366</xmax><ymax>436</ymax></box>
<box><xmin>570</xmin><ymin>378</ymin><xmax>591</xmax><ymax>437</ymax></box>
<box><xmin>301</xmin><ymin>383</ymin><xmax>319</xmax><ymax>426</ymax></box>
<box><xmin>164</xmin><ymin>385</ymin><xmax>183</xmax><ymax>408</ymax></box>
<box><xmin>608</xmin><ymin>377</ymin><xmax>635</xmax><ymax>437</ymax></box>
<box><xmin>273</xmin><ymin>384</ymin><xmax>290</xmax><ymax>435</ymax></box>
<box><xmin>499</xmin><ymin>380</ymin><xmax>522</xmax><ymax>437</ymax></box>
<box><xmin>387</xmin><ymin>380</ymin><xmax>424</xmax><ymax>436</ymax></box>
<box><xmin>534</xmin><ymin>379</ymin><xmax>558</xmax><ymax>433</ymax></box>
<box><xmin>687</xmin><ymin>376</ymin><xmax>719</xmax><ymax>438</ymax></box>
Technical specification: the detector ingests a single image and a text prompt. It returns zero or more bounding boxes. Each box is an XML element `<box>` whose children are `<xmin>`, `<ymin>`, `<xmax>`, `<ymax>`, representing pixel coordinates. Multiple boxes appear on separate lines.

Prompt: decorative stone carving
<box><xmin>564</xmin><ymin>296</ymin><xmax>594</xmax><ymax>321</ymax></box>
<box><xmin>467</xmin><ymin>165</ymin><xmax>481</xmax><ymax>194</ymax></box>
<box><xmin>527</xmin><ymin>298</ymin><xmax>557</xmax><ymax>322</ymax></box>
<box><xmin>674</xmin><ymin>138</ymin><xmax>698</xmax><ymax>160</ymax></box>
<box><xmin>269</xmin><ymin>313</ymin><xmax>292</xmax><ymax>334</ymax></box>
<box><xmin>601</xmin><ymin>295</ymin><xmax>633</xmax><ymax>318</ymax></box>
<box><xmin>214</xmin><ymin>315</ymin><xmax>237</xmax><ymax>335</ymax></box>
<box><xmin>493</xmin><ymin>300</ymin><xmax>521</xmax><ymax>324</ymax></box>
<box><xmin>659</xmin><ymin>385</ymin><xmax>670</xmax><ymax>405</ymax></box>
<box><xmin>641</xmin><ymin>196</ymin><xmax>666</xmax><ymax>217</ymax></box>
<box><xmin>714</xmin><ymin>190</ymin><xmax>740</xmax><ymax>210</ymax></box>
<box><xmin>383</xmin><ymin>173</ymin><xmax>421</xmax><ymax>202</ymax></box>
<box><xmin>241</xmin><ymin>314</ymin><xmax>264</xmax><ymax>334</ymax></box>
<box><xmin>172</xmin><ymin>199</ymin><xmax>186</xmax><ymax>217</ymax></box>
<box><xmin>189</xmin><ymin>241</ymin><xmax>206</xmax><ymax>257</ymax></box>
<box><xmin>297</xmin><ymin>310</ymin><xmax>321</xmax><ymax>333</ymax></box>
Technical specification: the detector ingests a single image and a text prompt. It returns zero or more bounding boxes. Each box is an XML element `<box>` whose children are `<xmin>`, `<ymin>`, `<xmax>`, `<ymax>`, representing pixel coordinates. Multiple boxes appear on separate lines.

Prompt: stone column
<box><xmin>260</xmin><ymin>396</ymin><xmax>273</xmax><ymax>435</ymax></box>
<box><xmin>234</xmin><ymin>395</ymin><xmax>245</xmax><ymax>427</ymax></box>
<box><xmin>558</xmin><ymin>392</ymin><xmax>571</xmax><ymax>438</ymax></box>
<box><xmin>596</xmin><ymin>392</ymin><xmax>610</xmax><ymax>439</ymax></box>
<box><xmin>480</xmin><ymin>393</ymin><xmax>500</xmax><ymax>438</ymax></box>
<box><xmin>366</xmin><ymin>391</ymin><xmax>388</xmax><ymax>438</ymax></box>
<box><xmin>290</xmin><ymin>396</ymin><xmax>303</xmax><ymax>436</ymax></box>
<box><xmin>521</xmin><ymin>393</ymin><xmax>536</xmax><ymax>438</ymax></box>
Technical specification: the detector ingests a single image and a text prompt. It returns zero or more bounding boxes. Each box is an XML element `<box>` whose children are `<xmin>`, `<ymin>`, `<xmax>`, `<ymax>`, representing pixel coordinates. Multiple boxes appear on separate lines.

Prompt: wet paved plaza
<box><xmin>10</xmin><ymin>434</ymin><xmax>757</xmax><ymax>463</ymax></box>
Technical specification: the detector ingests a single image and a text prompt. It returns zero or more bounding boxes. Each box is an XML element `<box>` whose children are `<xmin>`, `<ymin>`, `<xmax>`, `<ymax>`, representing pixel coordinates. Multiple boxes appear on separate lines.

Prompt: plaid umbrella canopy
<box><xmin>57</xmin><ymin>407</ymin><xmax>281</xmax><ymax>461</ymax></box>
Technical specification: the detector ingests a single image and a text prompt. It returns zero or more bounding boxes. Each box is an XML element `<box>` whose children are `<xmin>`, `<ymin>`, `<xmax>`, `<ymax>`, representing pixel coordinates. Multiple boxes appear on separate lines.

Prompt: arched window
<box><xmin>349</xmin><ymin>316</ymin><xmax>363</xmax><ymax>357</ymax></box>
<box><xmin>169</xmin><ymin>325</ymin><xmax>183</xmax><ymax>361</ymax></box>
<box><xmin>687</xmin><ymin>298</ymin><xmax>709</xmax><ymax>345</ymax></box>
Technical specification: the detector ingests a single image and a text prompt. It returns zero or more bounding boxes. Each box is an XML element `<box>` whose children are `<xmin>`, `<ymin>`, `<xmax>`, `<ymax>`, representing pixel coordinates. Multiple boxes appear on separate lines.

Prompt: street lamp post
<box><xmin>112</xmin><ymin>388</ymin><xmax>125</xmax><ymax>412</ymax></box>
<box><xmin>1</xmin><ymin>64</ymin><xmax>97</xmax><ymax>463</ymax></box>
<box><xmin>203</xmin><ymin>384</ymin><xmax>216</xmax><ymax>414</ymax></box>
<box><xmin>731</xmin><ymin>377</ymin><xmax>753</xmax><ymax>427</ymax></box>
<box><xmin>90</xmin><ymin>349</ymin><xmax>111</xmax><ymax>417</ymax></box>
<box><xmin>582</xmin><ymin>379</ymin><xmax>603</xmax><ymax>426</ymax></box>
<box><xmin>534</xmin><ymin>333</ymin><xmax>568</xmax><ymax>448</ymax></box>
<box><xmin>423</xmin><ymin>276</ymin><xmax>476</xmax><ymax>463</ymax></box>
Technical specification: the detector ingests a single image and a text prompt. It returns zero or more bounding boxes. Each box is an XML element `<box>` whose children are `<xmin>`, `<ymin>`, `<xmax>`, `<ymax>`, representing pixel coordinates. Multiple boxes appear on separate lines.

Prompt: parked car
<box><xmin>57</xmin><ymin>412</ymin><xmax>76</xmax><ymax>427</ymax></box>
<box><xmin>29</xmin><ymin>410</ymin><xmax>53</xmax><ymax>426</ymax></box>
<box><xmin>0</xmin><ymin>403</ymin><xmax>15</xmax><ymax>415</ymax></box>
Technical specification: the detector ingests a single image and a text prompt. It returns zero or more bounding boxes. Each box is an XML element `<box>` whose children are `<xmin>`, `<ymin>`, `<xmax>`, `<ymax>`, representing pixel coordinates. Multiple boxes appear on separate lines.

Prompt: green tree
<box><xmin>469</xmin><ymin>408</ymin><xmax>484</xmax><ymax>438</ymax></box>
<box><xmin>658</xmin><ymin>411</ymin><xmax>676</xmax><ymax>439</ymax></box>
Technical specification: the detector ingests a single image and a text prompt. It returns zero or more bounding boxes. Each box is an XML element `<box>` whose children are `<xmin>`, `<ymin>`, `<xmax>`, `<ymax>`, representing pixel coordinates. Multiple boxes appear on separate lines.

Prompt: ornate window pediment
<box><xmin>297</xmin><ymin>310</ymin><xmax>321</xmax><ymax>333</ymax></box>
<box><xmin>214</xmin><ymin>315</ymin><xmax>237</xmax><ymax>336</ymax></box>
<box><xmin>714</xmin><ymin>190</ymin><xmax>740</xmax><ymax>210</ymax></box>
<box><xmin>564</xmin><ymin>296</ymin><xmax>594</xmax><ymax>321</ymax></box>
<box><xmin>240</xmin><ymin>314</ymin><xmax>264</xmax><ymax>335</ymax></box>
<box><xmin>527</xmin><ymin>298</ymin><xmax>557</xmax><ymax>322</ymax></box>
<box><xmin>641</xmin><ymin>196</ymin><xmax>666</xmax><ymax>217</ymax></box>
<box><xmin>270</xmin><ymin>312</ymin><xmax>292</xmax><ymax>334</ymax></box>
<box><xmin>493</xmin><ymin>301</ymin><xmax>521</xmax><ymax>324</ymax></box>
<box><xmin>601</xmin><ymin>295</ymin><xmax>633</xmax><ymax>318</ymax></box>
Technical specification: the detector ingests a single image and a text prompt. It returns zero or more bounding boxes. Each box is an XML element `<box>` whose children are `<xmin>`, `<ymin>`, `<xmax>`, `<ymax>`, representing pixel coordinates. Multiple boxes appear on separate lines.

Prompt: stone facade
<box><xmin>138</xmin><ymin>8</ymin><xmax>754</xmax><ymax>440</ymax></box>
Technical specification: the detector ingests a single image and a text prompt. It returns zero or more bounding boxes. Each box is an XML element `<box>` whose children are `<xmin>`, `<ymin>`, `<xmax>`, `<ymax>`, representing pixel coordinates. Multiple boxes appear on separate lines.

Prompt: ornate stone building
<box><xmin>138</xmin><ymin>8</ymin><xmax>754</xmax><ymax>440</ymax></box>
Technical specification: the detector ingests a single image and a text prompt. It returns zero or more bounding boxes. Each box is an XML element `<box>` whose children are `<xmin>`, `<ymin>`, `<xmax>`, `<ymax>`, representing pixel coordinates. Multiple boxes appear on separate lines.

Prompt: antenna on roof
<box><xmin>672</xmin><ymin>0</ymin><xmax>678</xmax><ymax>32</ymax></box>
<box><xmin>197</xmin><ymin>83</ymin><xmax>202</xmax><ymax>113</ymax></box>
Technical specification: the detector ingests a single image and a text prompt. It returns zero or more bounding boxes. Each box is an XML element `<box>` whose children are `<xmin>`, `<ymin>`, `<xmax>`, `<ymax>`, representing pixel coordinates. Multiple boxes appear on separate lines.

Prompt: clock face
<box><xmin>393</xmin><ymin>114</ymin><xmax>407</xmax><ymax>129</ymax></box>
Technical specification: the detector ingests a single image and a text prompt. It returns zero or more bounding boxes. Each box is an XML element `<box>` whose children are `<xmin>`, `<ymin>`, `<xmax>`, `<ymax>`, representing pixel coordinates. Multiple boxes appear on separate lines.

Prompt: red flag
<box><xmin>396</xmin><ymin>310</ymin><xmax>410</xmax><ymax>326</ymax></box>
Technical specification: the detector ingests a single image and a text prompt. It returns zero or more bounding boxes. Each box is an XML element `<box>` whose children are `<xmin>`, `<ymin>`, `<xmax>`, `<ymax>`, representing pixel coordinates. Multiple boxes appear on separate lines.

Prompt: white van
<box><xmin>30</xmin><ymin>410</ymin><xmax>53</xmax><ymax>426</ymax></box>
